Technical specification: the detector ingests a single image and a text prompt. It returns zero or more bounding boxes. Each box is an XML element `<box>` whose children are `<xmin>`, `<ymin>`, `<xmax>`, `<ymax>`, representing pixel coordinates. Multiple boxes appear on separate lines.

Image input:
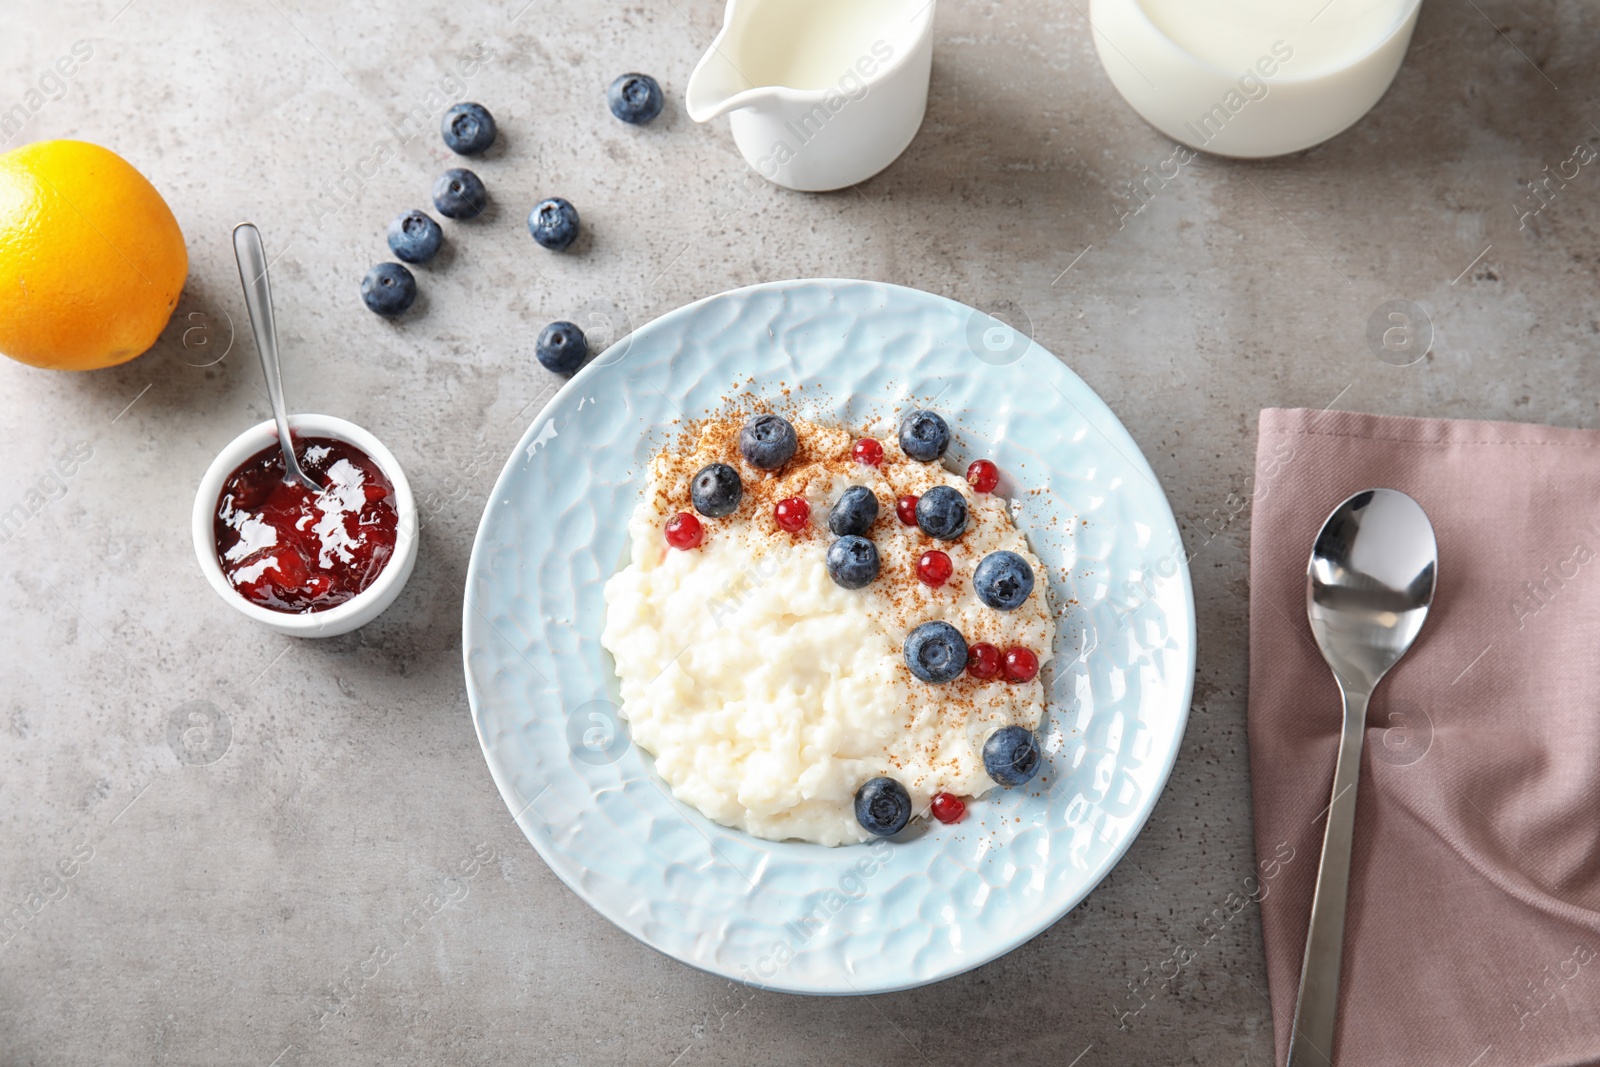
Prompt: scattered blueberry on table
<box><xmin>690</xmin><ymin>462</ymin><xmax>743</xmax><ymax>517</ymax></box>
<box><xmin>528</xmin><ymin>197</ymin><xmax>580</xmax><ymax>250</ymax></box>
<box><xmin>826</xmin><ymin>534</ymin><xmax>879</xmax><ymax>589</ymax></box>
<box><xmin>974</xmin><ymin>550</ymin><xmax>1034</xmax><ymax>610</ymax></box>
<box><xmin>915</xmin><ymin>485</ymin><xmax>968</xmax><ymax>540</ymax></box>
<box><xmin>608</xmin><ymin>72</ymin><xmax>664</xmax><ymax>125</ymax></box>
<box><xmin>739</xmin><ymin>413</ymin><xmax>797</xmax><ymax>469</ymax></box>
<box><xmin>828</xmin><ymin>485</ymin><xmax>879</xmax><ymax>536</ymax></box>
<box><xmin>385</xmin><ymin>209</ymin><xmax>443</xmax><ymax>264</ymax></box>
<box><xmin>440</xmin><ymin>101</ymin><xmax>497</xmax><ymax>155</ymax></box>
<box><xmin>360</xmin><ymin>262</ymin><xmax>416</xmax><ymax>317</ymax></box>
<box><xmin>854</xmin><ymin>776</ymin><xmax>912</xmax><ymax>836</ymax></box>
<box><xmin>898</xmin><ymin>409</ymin><xmax>950</xmax><ymax>462</ymax></box>
<box><xmin>536</xmin><ymin>320</ymin><xmax>589</xmax><ymax>376</ymax></box>
<box><xmin>432</xmin><ymin>168</ymin><xmax>487</xmax><ymax>219</ymax></box>
<box><xmin>983</xmin><ymin>725</ymin><xmax>1042</xmax><ymax>786</ymax></box>
<box><xmin>904</xmin><ymin>620</ymin><xmax>967</xmax><ymax>683</ymax></box>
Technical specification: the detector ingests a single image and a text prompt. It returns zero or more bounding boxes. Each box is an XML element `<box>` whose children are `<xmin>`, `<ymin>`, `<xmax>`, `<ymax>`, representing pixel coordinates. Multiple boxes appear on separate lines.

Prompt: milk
<box><xmin>732</xmin><ymin>0</ymin><xmax>926</xmax><ymax>91</ymax></box>
<box><xmin>1090</xmin><ymin>0</ymin><xmax>1422</xmax><ymax>158</ymax></box>
<box><xmin>1141</xmin><ymin>0</ymin><xmax>1414</xmax><ymax>78</ymax></box>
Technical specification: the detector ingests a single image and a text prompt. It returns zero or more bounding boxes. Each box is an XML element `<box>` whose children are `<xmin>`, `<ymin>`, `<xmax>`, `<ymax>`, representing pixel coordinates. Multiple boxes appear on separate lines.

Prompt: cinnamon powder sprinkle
<box><xmin>637</xmin><ymin>410</ymin><xmax>1057</xmax><ymax>788</ymax></box>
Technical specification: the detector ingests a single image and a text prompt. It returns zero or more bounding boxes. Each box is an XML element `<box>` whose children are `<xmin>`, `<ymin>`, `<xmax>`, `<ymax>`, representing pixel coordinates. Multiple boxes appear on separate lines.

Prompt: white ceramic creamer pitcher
<box><xmin>686</xmin><ymin>0</ymin><xmax>936</xmax><ymax>192</ymax></box>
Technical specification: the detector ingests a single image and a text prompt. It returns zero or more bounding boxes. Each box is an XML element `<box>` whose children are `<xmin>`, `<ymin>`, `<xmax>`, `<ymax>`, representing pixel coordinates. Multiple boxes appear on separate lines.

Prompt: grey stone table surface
<box><xmin>3</xmin><ymin>0</ymin><xmax>1597</xmax><ymax>1063</ymax></box>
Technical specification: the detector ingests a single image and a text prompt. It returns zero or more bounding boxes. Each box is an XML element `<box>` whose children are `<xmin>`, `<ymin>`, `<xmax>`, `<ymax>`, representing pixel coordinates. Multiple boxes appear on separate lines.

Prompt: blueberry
<box><xmin>973</xmin><ymin>550</ymin><xmax>1035</xmax><ymax>611</ymax></box>
<box><xmin>608</xmin><ymin>72</ymin><xmax>664</xmax><ymax>124</ymax></box>
<box><xmin>360</xmin><ymin>262</ymin><xmax>416</xmax><ymax>317</ymax></box>
<box><xmin>828</xmin><ymin>486</ymin><xmax>879</xmax><ymax>537</ymax></box>
<box><xmin>738</xmin><ymin>414</ymin><xmax>797</xmax><ymax>470</ymax></box>
<box><xmin>898</xmin><ymin>409</ymin><xmax>950</xmax><ymax>463</ymax></box>
<box><xmin>385</xmin><ymin>209</ymin><xmax>443</xmax><ymax>264</ymax></box>
<box><xmin>432</xmin><ymin>168</ymin><xmax>487</xmax><ymax>220</ymax></box>
<box><xmin>537</xmin><ymin>321</ymin><xmax>589</xmax><ymax>376</ymax></box>
<box><xmin>440</xmin><ymin>102</ymin><xmax>497</xmax><ymax>155</ymax></box>
<box><xmin>826</xmin><ymin>535</ymin><xmax>879</xmax><ymax>589</ymax></box>
<box><xmin>691</xmin><ymin>463</ymin><xmax>742</xmax><ymax>517</ymax></box>
<box><xmin>854</xmin><ymin>776</ymin><xmax>913</xmax><ymax>837</ymax></box>
<box><xmin>904</xmin><ymin>621</ymin><xmax>967</xmax><ymax>683</ymax></box>
<box><xmin>983</xmin><ymin>725</ymin><xmax>1042</xmax><ymax>787</ymax></box>
<box><xmin>528</xmin><ymin>197</ymin><xmax>580</xmax><ymax>250</ymax></box>
<box><xmin>915</xmin><ymin>485</ymin><xmax>968</xmax><ymax>540</ymax></box>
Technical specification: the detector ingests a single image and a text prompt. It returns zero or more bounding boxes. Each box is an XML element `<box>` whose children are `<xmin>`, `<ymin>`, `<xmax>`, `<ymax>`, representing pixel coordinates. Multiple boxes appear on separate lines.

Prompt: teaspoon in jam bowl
<box><xmin>232</xmin><ymin>221</ymin><xmax>320</xmax><ymax>493</ymax></box>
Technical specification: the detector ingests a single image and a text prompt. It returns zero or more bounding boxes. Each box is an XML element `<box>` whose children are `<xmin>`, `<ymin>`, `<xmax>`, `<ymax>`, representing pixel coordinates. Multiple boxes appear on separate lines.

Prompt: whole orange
<box><xmin>0</xmin><ymin>140</ymin><xmax>188</xmax><ymax>370</ymax></box>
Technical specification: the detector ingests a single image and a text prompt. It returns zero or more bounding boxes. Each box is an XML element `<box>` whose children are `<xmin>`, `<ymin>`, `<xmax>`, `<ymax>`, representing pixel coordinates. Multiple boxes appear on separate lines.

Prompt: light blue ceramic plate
<box><xmin>463</xmin><ymin>279</ymin><xmax>1194</xmax><ymax>995</ymax></box>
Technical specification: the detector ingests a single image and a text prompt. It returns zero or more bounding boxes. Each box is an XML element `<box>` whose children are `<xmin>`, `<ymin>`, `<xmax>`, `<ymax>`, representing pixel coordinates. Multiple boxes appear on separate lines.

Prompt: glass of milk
<box><xmin>1089</xmin><ymin>0</ymin><xmax>1422</xmax><ymax>158</ymax></box>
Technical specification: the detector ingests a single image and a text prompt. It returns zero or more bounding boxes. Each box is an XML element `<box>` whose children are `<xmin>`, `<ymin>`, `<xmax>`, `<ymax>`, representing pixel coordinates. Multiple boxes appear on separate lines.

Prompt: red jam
<box><xmin>213</xmin><ymin>436</ymin><xmax>398</xmax><ymax>614</ymax></box>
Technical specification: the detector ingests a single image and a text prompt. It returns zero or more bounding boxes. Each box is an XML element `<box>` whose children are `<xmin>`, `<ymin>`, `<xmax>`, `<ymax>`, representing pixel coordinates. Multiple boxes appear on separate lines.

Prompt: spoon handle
<box><xmin>1287</xmin><ymin>686</ymin><xmax>1368</xmax><ymax>1066</ymax></box>
<box><xmin>232</xmin><ymin>223</ymin><xmax>315</xmax><ymax>490</ymax></box>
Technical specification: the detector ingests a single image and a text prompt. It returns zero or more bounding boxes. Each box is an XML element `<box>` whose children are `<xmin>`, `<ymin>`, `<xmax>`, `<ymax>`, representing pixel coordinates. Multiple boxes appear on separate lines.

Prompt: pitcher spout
<box><xmin>687</xmin><ymin>31</ymin><xmax>770</xmax><ymax>122</ymax></box>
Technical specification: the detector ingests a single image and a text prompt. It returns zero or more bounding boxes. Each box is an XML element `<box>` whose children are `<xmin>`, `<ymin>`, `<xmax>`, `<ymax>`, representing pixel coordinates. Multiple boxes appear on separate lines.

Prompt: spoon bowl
<box><xmin>1307</xmin><ymin>488</ymin><xmax>1437</xmax><ymax>689</ymax></box>
<box><xmin>1288</xmin><ymin>488</ymin><xmax>1436</xmax><ymax>1067</ymax></box>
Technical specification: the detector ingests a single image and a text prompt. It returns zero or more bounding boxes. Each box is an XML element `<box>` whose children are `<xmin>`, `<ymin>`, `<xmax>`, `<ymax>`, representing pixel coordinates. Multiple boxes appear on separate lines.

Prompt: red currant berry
<box><xmin>931</xmin><ymin>792</ymin><xmax>966</xmax><ymax>824</ymax></box>
<box><xmin>895</xmin><ymin>494</ymin><xmax>919</xmax><ymax>525</ymax></box>
<box><xmin>853</xmin><ymin>438</ymin><xmax>884</xmax><ymax>466</ymax></box>
<box><xmin>917</xmin><ymin>550</ymin><xmax>953</xmax><ymax>587</ymax></box>
<box><xmin>967</xmin><ymin>459</ymin><xmax>1000</xmax><ymax>493</ymax></box>
<box><xmin>664</xmin><ymin>511</ymin><xmax>703</xmax><ymax>550</ymax></box>
<box><xmin>774</xmin><ymin>496</ymin><xmax>810</xmax><ymax>533</ymax></box>
<box><xmin>1003</xmin><ymin>646</ymin><xmax>1039</xmax><ymax>683</ymax></box>
<box><xmin>966</xmin><ymin>642</ymin><xmax>1002</xmax><ymax>680</ymax></box>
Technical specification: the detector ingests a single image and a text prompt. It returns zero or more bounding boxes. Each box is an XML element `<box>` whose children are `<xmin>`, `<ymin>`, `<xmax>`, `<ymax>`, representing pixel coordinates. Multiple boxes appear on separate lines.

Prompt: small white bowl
<box><xmin>192</xmin><ymin>414</ymin><xmax>418</xmax><ymax>637</ymax></box>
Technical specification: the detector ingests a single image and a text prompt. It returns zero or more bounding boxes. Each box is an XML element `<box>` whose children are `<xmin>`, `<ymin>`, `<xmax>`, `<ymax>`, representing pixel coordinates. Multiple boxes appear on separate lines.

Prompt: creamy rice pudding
<box><xmin>600</xmin><ymin>410</ymin><xmax>1054</xmax><ymax>845</ymax></box>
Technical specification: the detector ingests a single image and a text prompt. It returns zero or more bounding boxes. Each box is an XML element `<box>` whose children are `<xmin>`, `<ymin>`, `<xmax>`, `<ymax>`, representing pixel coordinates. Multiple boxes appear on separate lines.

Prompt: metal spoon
<box><xmin>232</xmin><ymin>222</ymin><xmax>319</xmax><ymax>492</ymax></box>
<box><xmin>1287</xmin><ymin>488</ymin><xmax>1437</xmax><ymax>1066</ymax></box>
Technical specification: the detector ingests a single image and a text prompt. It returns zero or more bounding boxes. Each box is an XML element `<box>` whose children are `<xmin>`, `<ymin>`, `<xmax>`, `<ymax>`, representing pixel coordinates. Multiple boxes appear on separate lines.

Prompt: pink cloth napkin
<box><xmin>1249</xmin><ymin>408</ymin><xmax>1600</xmax><ymax>1067</ymax></box>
